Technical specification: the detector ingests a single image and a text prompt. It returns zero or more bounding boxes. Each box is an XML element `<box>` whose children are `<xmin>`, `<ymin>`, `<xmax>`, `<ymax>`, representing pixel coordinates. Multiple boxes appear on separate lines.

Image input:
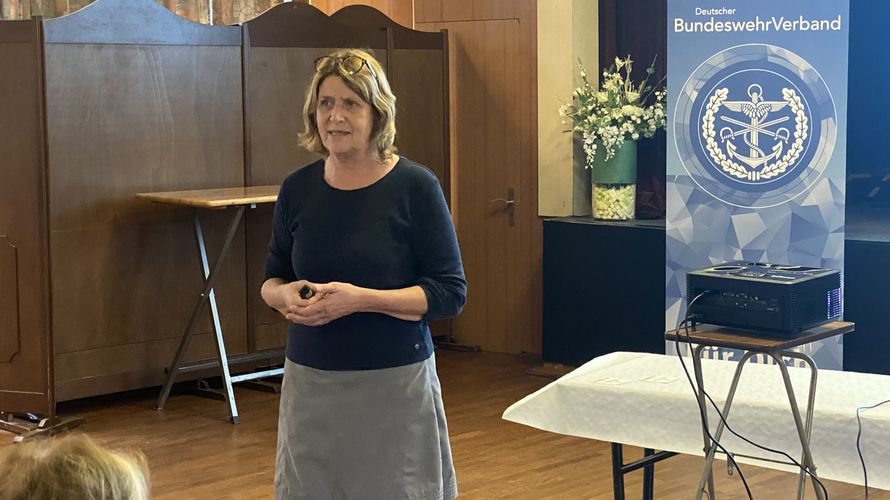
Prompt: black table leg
<box><xmin>611</xmin><ymin>443</ymin><xmax>678</xmax><ymax>499</ymax></box>
<box><xmin>642</xmin><ymin>448</ymin><xmax>655</xmax><ymax>500</ymax></box>
<box><xmin>612</xmin><ymin>442</ymin><xmax>625</xmax><ymax>500</ymax></box>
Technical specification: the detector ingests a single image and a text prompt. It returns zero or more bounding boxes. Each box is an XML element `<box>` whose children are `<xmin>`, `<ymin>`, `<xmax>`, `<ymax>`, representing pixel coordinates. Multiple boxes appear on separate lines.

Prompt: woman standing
<box><xmin>261</xmin><ymin>48</ymin><xmax>466</xmax><ymax>500</ymax></box>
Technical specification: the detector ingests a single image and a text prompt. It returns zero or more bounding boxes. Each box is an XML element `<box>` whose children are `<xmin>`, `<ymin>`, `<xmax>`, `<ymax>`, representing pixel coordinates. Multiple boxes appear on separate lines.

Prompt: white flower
<box><xmin>558</xmin><ymin>58</ymin><xmax>667</xmax><ymax>162</ymax></box>
<box><xmin>621</xmin><ymin>105</ymin><xmax>643</xmax><ymax>116</ymax></box>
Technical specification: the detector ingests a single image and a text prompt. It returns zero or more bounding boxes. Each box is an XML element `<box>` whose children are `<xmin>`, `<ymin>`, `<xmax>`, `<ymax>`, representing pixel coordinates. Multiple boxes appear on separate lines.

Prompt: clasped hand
<box><xmin>279</xmin><ymin>280</ymin><xmax>361</xmax><ymax>327</ymax></box>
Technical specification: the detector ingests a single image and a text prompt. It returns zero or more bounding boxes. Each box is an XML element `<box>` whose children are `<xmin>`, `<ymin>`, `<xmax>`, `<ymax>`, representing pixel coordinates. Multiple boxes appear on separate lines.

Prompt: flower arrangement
<box><xmin>559</xmin><ymin>56</ymin><xmax>667</xmax><ymax>168</ymax></box>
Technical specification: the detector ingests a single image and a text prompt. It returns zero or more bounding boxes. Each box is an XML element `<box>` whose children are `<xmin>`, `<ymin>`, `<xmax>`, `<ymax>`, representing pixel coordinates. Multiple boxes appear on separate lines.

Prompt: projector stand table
<box><xmin>666</xmin><ymin>321</ymin><xmax>854</xmax><ymax>500</ymax></box>
<box><xmin>136</xmin><ymin>186</ymin><xmax>279</xmax><ymax>424</ymax></box>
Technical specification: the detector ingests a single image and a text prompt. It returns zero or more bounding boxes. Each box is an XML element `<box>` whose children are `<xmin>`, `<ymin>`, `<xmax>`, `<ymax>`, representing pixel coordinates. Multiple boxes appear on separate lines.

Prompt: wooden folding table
<box><xmin>136</xmin><ymin>186</ymin><xmax>279</xmax><ymax>424</ymax></box>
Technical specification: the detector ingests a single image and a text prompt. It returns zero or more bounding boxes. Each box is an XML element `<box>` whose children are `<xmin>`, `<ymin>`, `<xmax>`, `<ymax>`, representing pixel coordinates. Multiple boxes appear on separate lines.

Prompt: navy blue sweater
<box><xmin>264</xmin><ymin>157</ymin><xmax>467</xmax><ymax>370</ymax></box>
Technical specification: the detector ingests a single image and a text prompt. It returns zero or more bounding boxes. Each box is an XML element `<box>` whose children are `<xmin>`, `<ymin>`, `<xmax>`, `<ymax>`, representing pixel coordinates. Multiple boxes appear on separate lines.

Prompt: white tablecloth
<box><xmin>503</xmin><ymin>351</ymin><xmax>890</xmax><ymax>489</ymax></box>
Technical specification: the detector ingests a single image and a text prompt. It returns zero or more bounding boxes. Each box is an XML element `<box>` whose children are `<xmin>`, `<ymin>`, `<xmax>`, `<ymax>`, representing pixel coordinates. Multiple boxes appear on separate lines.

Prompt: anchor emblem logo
<box><xmin>702</xmin><ymin>83</ymin><xmax>809</xmax><ymax>182</ymax></box>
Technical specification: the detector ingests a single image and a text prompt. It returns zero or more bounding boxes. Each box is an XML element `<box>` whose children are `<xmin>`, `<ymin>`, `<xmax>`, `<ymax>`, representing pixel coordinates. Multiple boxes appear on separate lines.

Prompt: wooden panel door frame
<box><xmin>0</xmin><ymin>17</ymin><xmax>54</xmax><ymax>416</ymax></box>
<box><xmin>44</xmin><ymin>0</ymin><xmax>247</xmax><ymax>402</ymax></box>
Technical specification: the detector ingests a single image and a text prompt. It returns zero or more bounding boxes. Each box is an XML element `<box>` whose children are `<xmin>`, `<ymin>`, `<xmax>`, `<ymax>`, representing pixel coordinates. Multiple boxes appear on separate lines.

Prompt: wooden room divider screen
<box><xmin>0</xmin><ymin>0</ymin><xmax>449</xmax><ymax>422</ymax></box>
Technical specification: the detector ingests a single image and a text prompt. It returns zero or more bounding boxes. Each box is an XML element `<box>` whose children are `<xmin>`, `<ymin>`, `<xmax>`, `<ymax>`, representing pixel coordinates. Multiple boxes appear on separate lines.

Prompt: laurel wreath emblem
<box><xmin>702</xmin><ymin>88</ymin><xmax>808</xmax><ymax>181</ymax></box>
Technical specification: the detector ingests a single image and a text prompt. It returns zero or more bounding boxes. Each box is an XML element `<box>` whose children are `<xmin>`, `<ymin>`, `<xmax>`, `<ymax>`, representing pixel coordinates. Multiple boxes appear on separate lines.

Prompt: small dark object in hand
<box><xmin>299</xmin><ymin>285</ymin><xmax>314</xmax><ymax>300</ymax></box>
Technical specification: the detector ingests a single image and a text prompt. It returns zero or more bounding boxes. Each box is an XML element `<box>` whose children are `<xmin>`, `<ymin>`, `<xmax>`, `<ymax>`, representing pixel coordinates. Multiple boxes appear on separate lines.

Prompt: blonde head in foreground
<box><xmin>0</xmin><ymin>433</ymin><xmax>150</xmax><ymax>500</ymax></box>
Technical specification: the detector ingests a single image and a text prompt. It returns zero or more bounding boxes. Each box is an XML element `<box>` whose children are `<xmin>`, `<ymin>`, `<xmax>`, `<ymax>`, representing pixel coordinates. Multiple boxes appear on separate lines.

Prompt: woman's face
<box><xmin>316</xmin><ymin>75</ymin><xmax>374</xmax><ymax>159</ymax></box>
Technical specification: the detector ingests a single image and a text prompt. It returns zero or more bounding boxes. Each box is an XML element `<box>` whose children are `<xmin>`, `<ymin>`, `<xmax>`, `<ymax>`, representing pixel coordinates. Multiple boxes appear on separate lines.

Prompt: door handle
<box><xmin>489</xmin><ymin>187</ymin><xmax>516</xmax><ymax>227</ymax></box>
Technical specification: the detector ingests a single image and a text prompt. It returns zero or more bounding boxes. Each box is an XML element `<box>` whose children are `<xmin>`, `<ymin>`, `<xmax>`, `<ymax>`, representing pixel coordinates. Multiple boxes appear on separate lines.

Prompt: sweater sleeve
<box><xmin>412</xmin><ymin>177</ymin><xmax>467</xmax><ymax>321</ymax></box>
<box><xmin>264</xmin><ymin>183</ymin><xmax>297</xmax><ymax>283</ymax></box>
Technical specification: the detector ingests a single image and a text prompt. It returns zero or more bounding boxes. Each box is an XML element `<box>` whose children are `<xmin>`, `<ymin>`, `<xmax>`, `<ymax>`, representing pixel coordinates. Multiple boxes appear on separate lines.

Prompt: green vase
<box><xmin>590</xmin><ymin>139</ymin><xmax>637</xmax><ymax>220</ymax></box>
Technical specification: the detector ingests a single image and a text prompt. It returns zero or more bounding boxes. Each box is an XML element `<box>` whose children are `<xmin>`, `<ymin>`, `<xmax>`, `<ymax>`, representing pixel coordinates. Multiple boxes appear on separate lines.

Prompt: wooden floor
<box><xmin>2</xmin><ymin>350</ymin><xmax>887</xmax><ymax>499</ymax></box>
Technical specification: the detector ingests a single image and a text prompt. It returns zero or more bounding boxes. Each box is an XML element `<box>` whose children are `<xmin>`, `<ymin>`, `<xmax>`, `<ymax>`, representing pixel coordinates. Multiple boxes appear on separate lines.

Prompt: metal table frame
<box><xmin>137</xmin><ymin>186</ymin><xmax>280</xmax><ymax>424</ymax></box>
<box><xmin>667</xmin><ymin>321</ymin><xmax>854</xmax><ymax>500</ymax></box>
<box><xmin>0</xmin><ymin>412</ymin><xmax>84</xmax><ymax>443</ymax></box>
<box><xmin>610</xmin><ymin>444</ymin><xmax>678</xmax><ymax>500</ymax></box>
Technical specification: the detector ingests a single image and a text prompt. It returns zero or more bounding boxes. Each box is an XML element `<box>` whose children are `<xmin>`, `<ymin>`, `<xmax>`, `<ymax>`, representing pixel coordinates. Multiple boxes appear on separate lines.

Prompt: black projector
<box><xmin>686</xmin><ymin>261</ymin><xmax>843</xmax><ymax>337</ymax></box>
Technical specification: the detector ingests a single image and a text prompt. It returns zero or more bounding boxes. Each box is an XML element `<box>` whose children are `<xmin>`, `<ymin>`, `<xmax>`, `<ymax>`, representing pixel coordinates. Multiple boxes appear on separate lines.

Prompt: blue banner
<box><xmin>666</xmin><ymin>0</ymin><xmax>849</xmax><ymax>369</ymax></box>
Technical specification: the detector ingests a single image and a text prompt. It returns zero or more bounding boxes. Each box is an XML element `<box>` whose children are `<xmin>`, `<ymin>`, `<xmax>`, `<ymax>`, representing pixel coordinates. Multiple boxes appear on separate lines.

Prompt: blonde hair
<box><xmin>298</xmin><ymin>48</ymin><xmax>397</xmax><ymax>162</ymax></box>
<box><xmin>0</xmin><ymin>433</ymin><xmax>150</xmax><ymax>500</ymax></box>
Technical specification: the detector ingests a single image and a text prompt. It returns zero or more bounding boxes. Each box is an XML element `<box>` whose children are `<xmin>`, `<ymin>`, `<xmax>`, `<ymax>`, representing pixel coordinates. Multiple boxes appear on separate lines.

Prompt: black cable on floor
<box><xmin>674</xmin><ymin>292</ymin><xmax>753</xmax><ymax>499</ymax></box>
<box><xmin>856</xmin><ymin>399</ymin><xmax>890</xmax><ymax>498</ymax></box>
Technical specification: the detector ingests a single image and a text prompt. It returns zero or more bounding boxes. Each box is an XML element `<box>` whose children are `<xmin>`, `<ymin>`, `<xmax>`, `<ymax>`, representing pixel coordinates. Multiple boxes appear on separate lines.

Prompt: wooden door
<box><xmin>417</xmin><ymin>0</ymin><xmax>542</xmax><ymax>355</ymax></box>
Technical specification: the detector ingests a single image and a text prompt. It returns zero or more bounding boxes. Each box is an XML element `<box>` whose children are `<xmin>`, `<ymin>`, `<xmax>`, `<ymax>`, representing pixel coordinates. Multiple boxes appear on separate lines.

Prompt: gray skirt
<box><xmin>275</xmin><ymin>354</ymin><xmax>458</xmax><ymax>500</ymax></box>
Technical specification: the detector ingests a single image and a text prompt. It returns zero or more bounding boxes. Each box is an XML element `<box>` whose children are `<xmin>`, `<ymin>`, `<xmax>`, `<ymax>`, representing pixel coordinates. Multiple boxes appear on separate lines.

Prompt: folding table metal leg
<box><xmin>642</xmin><ymin>448</ymin><xmax>655</xmax><ymax>500</ymax></box>
<box><xmin>611</xmin><ymin>443</ymin><xmax>678</xmax><ymax>499</ymax></box>
<box><xmin>695</xmin><ymin>350</ymin><xmax>757</xmax><ymax>498</ymax></box>
<box><xmin>782</xmin><ymin>351</ymin><xmax>819</xmax><ymax>500</ymax></box>
<box><xmin>611</xmin><ymin>442</ymin><xmax>626</xmax><ymax>500</ymax></box>
<box><xmin>691</xmin><ymin>345</ymin><xmax>716</xmax><ymax>500</ymax></box>
<box><xmin>0</xmin><ymin>413</ymin><xmax>84</xmax><ymax>443</ymax></box>
<box><xmin>770</xmin><ymin>351</ymin><xmax>824</xmax><ymax>500</ymax></box>
<box><xmin>155</xmin><ymin>206</ymin><xmax>245</xmax><ymax>424</ymax></box>
<box><xmin>194</xmin><ymin>213</ymin><xmax>240</xmax><ymax>424</ymax></box>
